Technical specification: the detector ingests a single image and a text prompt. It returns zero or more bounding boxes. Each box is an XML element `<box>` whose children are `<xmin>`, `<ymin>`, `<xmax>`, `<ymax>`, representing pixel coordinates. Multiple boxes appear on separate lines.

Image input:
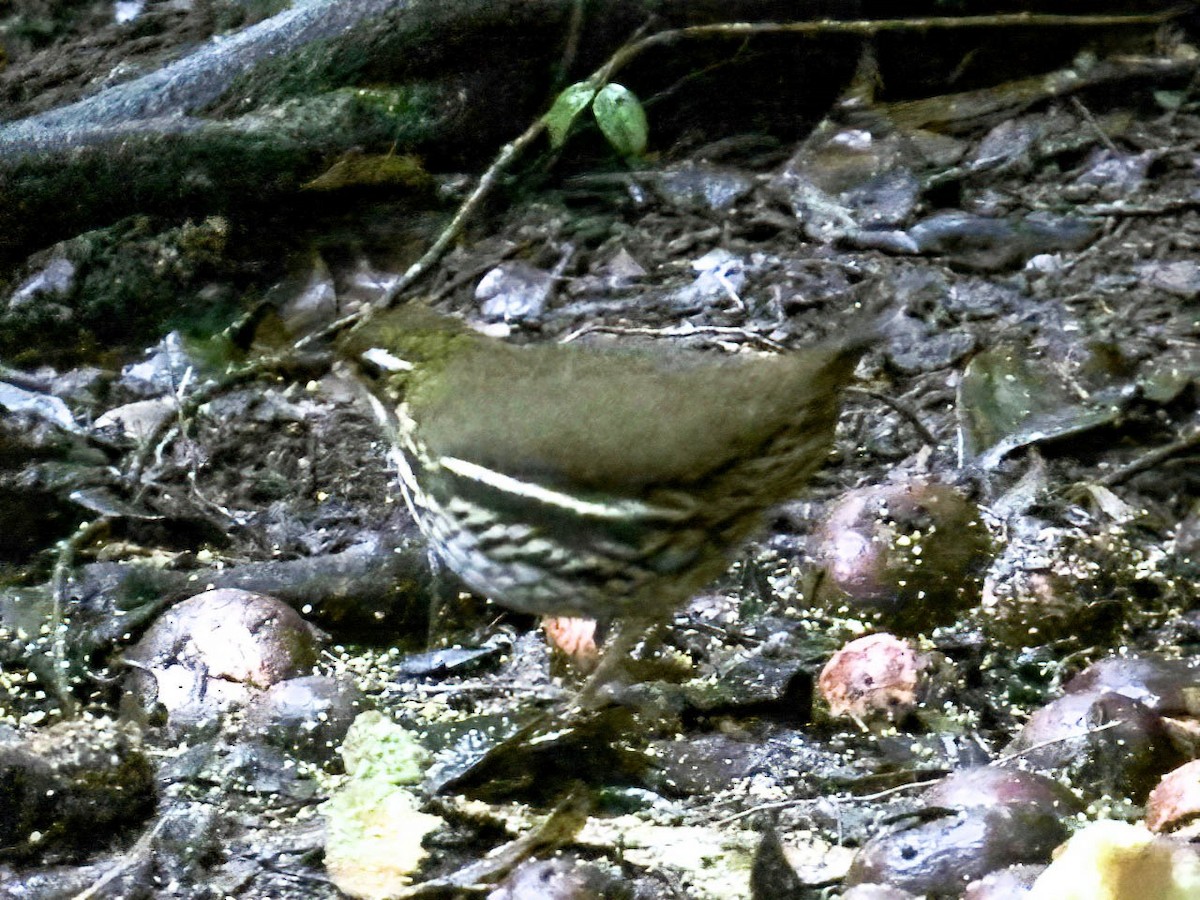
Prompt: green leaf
<box><xmin>543</xmin><ymin>82</ymin><xmax>597</xmax><ymax>148</ymax></box>
<box><xmin>592</xmin><ymin>83</ymin><xmax>648</xmax><ymax>157</ymax></box>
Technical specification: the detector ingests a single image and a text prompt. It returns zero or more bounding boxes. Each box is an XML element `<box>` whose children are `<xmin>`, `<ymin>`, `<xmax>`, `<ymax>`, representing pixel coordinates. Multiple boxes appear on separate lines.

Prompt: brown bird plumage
<box><xmin>344</xmin><ymin>306</ymin><xmax>874</xmax><ymax>632</ymax></box>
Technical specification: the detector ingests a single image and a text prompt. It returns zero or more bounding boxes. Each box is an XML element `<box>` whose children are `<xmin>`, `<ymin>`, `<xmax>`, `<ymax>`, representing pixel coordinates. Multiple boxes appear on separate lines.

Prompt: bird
<box><xmin>341</xmin><ymin>303</ymin><xmax>875</xmax><ymax>701</ymax></box>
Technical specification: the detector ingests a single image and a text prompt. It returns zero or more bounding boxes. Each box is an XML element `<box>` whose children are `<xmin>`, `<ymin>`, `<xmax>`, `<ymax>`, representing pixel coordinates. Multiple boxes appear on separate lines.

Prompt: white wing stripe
<box><xmin>439</xmin><ymin>455</ymin><xmax>677</xmax><ymax>521</ymax></box>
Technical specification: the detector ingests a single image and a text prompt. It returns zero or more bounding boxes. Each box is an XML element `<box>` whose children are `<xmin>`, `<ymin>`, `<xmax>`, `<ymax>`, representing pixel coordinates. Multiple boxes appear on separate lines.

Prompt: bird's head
<box><xmin>339</xmin><ymin>304</ymin><xmax>479</xmax><ymax>400</ymax></box>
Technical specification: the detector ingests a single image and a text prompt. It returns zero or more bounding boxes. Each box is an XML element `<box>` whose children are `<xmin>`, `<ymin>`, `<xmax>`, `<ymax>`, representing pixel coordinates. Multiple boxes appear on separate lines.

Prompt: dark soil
<box><xmin>3</xmin><ymin>6</ymin><xmax>1200</xmax><ymax>899</ymax></box>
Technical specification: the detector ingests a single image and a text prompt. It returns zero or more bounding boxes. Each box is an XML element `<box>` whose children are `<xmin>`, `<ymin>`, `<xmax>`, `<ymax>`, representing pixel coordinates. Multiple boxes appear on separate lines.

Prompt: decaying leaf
<box><xmin>957</xmin><ymin>346</ymin><xmax>1132</xmax><ymax>469</ymax></box>
<box><xmin>320</xmin><ymin>712</ymin><xmax>442</xmax><ymax>898</ymax></box>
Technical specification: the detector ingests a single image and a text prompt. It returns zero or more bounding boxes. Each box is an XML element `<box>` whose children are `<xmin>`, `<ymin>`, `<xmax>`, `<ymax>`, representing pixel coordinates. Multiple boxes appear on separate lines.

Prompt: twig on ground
<box><xmin>125</xmin><ymin>353</ymin><xmax>329</xmax><ymax>485</ymax></box>
<box><xmin>1097</xmin><ymin>424</ymin><xmax>1200</xmax><ymax>487</ymax></box>
<box><xmin>399</xmin><ymin>792</ymin><xmax>590</xmax><ymax>897</ymax></box>
<box><xmin>560</xmin><ymin>321</ymin><xmax>787</xmax><ymax>350</ymax></box>
<box><xmin>296</xmin><ymin>7</ymin><xmax>1184</xmax><ymax>348</ymax></box>
<box><xmin>846</xmin><ymin>387</ymin><xmax>941</xmax><ymax>448</ymax></box>
<box><xmin>990</xmin><ymin>720</ymin><xmax>1122</xmax><ymax>767</ymax></box>
<box><xmin>1070</xmin><ymin>96</ymin><xmax>1119</xmax><ymax>153</ymax></box>
<box><xmin>71</xmin><ymin>814</ymin><xmax>170</xmax><ymax>900</ymax></box>
<box><xmin>49</xmin><ymin>517</ymin><xmax>111</xmax><ymax>716</ymax></box>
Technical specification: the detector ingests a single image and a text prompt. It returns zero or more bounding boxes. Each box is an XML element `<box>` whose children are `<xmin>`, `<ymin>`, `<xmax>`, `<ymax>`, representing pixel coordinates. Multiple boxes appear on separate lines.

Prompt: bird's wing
<box><xmin>410</xmin><ymin>341</ymin><xmax>857</xmax><ymax>494</ymax></box>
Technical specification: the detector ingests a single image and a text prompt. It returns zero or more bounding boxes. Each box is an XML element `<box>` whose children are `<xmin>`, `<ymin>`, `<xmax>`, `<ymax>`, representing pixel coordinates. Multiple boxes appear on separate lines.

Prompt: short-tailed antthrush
<box><xmin>343</xmin><ymin>304</ymin><xmax>873</xmax><ymax>690</ymax></box>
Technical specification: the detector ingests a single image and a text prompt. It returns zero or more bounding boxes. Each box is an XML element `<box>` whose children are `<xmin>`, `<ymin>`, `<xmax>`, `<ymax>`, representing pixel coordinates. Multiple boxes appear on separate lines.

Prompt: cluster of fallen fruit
<box><xmin>4</xmin><ymin>456</ymin><xmax>1200</xmax><ymax>897</ymax></box>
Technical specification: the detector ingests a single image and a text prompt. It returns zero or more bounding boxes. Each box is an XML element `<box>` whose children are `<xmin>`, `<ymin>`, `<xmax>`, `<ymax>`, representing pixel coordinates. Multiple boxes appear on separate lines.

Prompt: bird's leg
<box><xmin>424</xmin><ymin>551</ymin><xmax>488</xmax><ymax>648</ymax></box>
<box><xmin>424</xmin><ymin>547</ymin><xmax>449</xmax><ymax>647</ymax></box>
<box><xmin>423</xmin><ymin>548</ymin><xmax>475</xmax><ymax>648</ymax></box>
<box><xmin>569</xmin><ymin>615</ymin><xmax>671</xmax><ymax>713</ymax></box>
<box><xmin>541</xmin><ymin>615</ymin><xmax>602</xmax><ymax>675</ymax></box>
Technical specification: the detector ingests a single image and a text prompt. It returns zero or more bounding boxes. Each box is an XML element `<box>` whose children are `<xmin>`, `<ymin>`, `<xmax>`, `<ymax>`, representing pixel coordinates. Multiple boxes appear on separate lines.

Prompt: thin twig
<box><xmin>713</xmin><ymin>798</ymin><xmax>804</xmax><ymax>828</ymax></box>
<box><xmin>398</xmin><ymin>791</ymin><xmax>590</xmax><ymax>897</ymax></box>
<box><xmin>1081</xmin><ymin>196</ymin><xmax>1200</xmax><ymax>217</ymax></box>
<box><xmin>1097</xmin><ymin>424</ymin><xmax>1200</xmax><ymax>487</ymax></box>
<box><xmin>426</xmin><ymin>241</ymin><xmax>530</xmax><ymax>303</ymax></box>
<box><xmin>989</xmin><ymin>719</ymin><xmax>1122</xmax><ymax>767</ymax></box>
<box><xmin>715</xmin><ymin>721</ymin><xmax>1120</xmax><ymax>830</ymax></box>
<box><xmin>72</xmin><ymin>814</ymin><xmax>171</xmax><ymax>900</ymax></box>
<box><xmin>126</xmin><ymin>353</ymin><xmax>326</xmax><ymax>484</ymax></box>
<box><xmin>713</xmin><ymin>775</ymin><xmax>945</xmax><ymax>828</ymax></box>
<box><xmin>846</xmin><ymin>387</ymin><xmax>941</xmax><ymax>448</ymax></box>
<box><xmin>847</xmin><ymin>776</ymin><xmax>948</xmax><ymax>803</ymax></box>
<box><xmin>560</xmin><ymin>321</ymin><xmax>787</xmax><ymax>351</ymax></box>
<box><xmin>717</xmin><ymin>720</ymin><xmax>1123</xmax><ymax>828</ymax></box>
<box><xmin>295</xmin><ymin>7</ymin><xmax>1184</xmax><ymax>349</ymax></box>
<box><xmin>551</xmin><ymin>0</ymin><xmax>587</xmax><ymax>94</ymax></box>
<box><xmin>586</xmin><ymin>10</ymin><xmax>1186</xmax><ymax>90</ymax></box>
<box><xmin>294</xmin><ymin>127</ymin><xmax>547</xmax><ymax>348</ymax></box>
<box><xmin>49</xmin><ymin>517</ymin><xmax>111</xmax><ymax>716</ymax></box>
<box><xmin>1070</xmin><ymin>96</ymin><xmax>1119</xmax><ymax>153</ymax></box>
